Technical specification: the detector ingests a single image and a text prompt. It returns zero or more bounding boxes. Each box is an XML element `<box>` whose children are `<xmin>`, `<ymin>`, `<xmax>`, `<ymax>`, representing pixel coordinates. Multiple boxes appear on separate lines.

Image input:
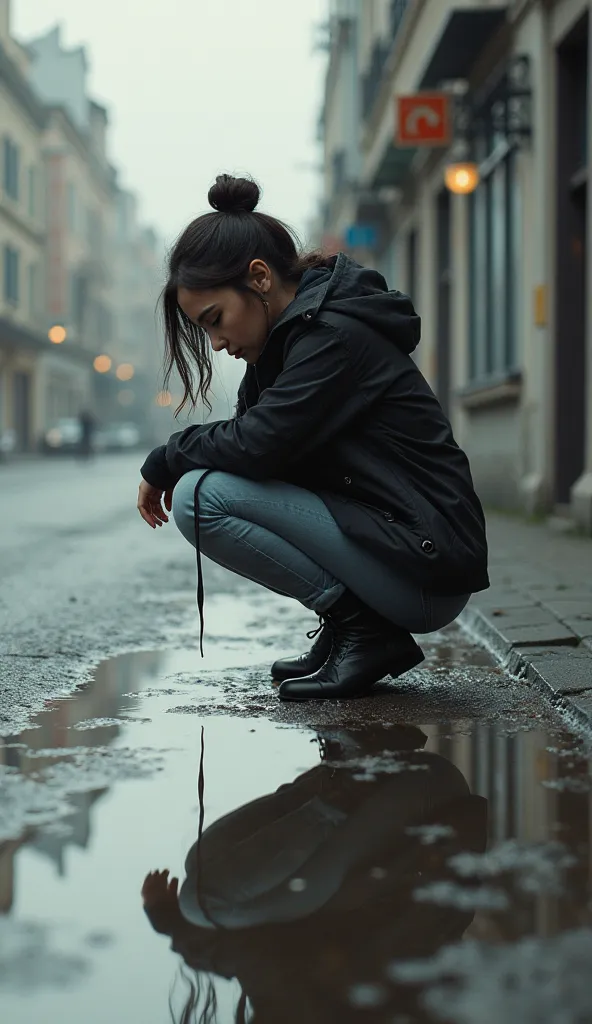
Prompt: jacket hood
<box><xmin>293</xmin><ymin>253</ymin><xmax>421</xmax><ymax>355</ymax></box>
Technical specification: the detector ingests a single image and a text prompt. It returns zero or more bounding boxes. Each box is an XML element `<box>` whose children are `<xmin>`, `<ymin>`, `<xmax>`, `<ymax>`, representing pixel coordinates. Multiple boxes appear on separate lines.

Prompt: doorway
<box><xmin>555</xmin><ymin>15</ymin><xmax>588</xmax><ymax>505</ymax></box>
<box><xmin>436</xmin><ymin>189</ymin><xmax>452</xmax><ymax>417</ymax></box>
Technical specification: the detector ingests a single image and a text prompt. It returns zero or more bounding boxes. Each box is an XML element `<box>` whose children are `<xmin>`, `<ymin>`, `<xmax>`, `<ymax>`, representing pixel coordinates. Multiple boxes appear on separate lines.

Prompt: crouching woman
<box><xmin>137</xmin><ymin>174</ymin><xmax>489</xmax><ymax>701</ymax></box>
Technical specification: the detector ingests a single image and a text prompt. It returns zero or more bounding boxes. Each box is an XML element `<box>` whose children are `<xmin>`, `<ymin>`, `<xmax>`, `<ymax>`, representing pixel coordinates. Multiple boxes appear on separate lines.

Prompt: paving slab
<box><xmin>481</xmin><ymin>607</ymin><xmax>562</xmax><ymax>629</ymax></box>
<box><xmin>526</xmin><ymin>588</ymin><xmax>592</xmax><ymax>603</ymax></box>
<box><xmin>539</xmin><ymin>600</ymin><xmax>592</xmax><ymax>621</ymax></box>
<box><xmin>524</xmin><ymin>652</ymin><xmax>592</xmax><ymax>695</ymax></box>
<box><xmin>471</xmin><ymin>589</ymin><xmax>533</xmax><ymax>611</ymax></box>
<box><xmin>568</xmin><ymin>692</ymin><xmax>592</xmax><ymax>717</ymax></box>
<box><xmin>494</xmin><ymin>623</ymin><xmax>578</xmax><ymax>648</ymax></box>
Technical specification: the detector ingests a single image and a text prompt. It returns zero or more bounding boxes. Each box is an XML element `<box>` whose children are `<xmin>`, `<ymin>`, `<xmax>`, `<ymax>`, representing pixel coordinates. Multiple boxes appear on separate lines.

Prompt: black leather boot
<box><xmin>278</xmin><ymin>591</ymin><xmax>424</xmax><ymax>701</ymax></box>
<box><xmin>271</xmin><ymin>617</ymin><xmax>333</xmax><ymax>683</ymax></box>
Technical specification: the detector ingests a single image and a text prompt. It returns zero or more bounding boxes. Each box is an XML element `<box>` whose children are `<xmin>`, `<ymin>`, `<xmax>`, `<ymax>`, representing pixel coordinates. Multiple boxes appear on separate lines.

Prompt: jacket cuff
<box><xmin>141</xmin><ymin>445</ymin><xmax>176</xmax><ymax>490</ymax></box>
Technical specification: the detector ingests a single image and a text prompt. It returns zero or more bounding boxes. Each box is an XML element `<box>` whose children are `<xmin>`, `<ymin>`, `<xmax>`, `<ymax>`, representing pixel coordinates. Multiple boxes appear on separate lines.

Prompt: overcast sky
<box><xmin>14</xmin><ymin>0</ymin><xmax>327</xmax><ymax>248</ymax></box>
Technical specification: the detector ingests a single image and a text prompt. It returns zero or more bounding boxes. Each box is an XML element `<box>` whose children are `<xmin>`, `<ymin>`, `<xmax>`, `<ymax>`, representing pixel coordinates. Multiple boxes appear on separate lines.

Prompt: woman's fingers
<box><xmin>138</xmin><ymin>505</ymin><xmax>156</xmax><ymax>529</ymax></box>
<box><xmin>137</xmin><ymin>482</ymin><xmax>169</xmax><ymax>528</ymax></box>
<box><xmin>153</xmin><ymin>498</ymin><xmax>169</xmax><ymax>525</ymax></box>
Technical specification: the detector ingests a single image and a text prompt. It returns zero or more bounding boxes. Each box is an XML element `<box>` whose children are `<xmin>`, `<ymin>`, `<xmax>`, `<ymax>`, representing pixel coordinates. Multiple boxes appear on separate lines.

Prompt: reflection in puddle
<box><xmin>0</xmin><ymin>641</ymin><xmax>591</xmax><ymax>1023</ymax></box>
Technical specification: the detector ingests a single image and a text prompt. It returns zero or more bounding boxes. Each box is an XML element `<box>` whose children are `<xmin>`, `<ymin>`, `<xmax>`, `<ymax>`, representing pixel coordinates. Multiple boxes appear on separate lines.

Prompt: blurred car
<box><xmin>42</xmin><ymin>418</ymin><xmax>83</xmax><ymax>454</ymax></box>
<box><xmin>94</xmin><ymin>422</ymin><xmax>141</xmax><ymax>452</ymax></box>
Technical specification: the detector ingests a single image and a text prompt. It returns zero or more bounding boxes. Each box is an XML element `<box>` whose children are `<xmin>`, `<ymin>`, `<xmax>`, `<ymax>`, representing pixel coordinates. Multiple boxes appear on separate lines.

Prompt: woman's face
<box><xmin>177</xmin><ymin>284</ymin><xmax>269</xmax><ymax>365</ymax></box>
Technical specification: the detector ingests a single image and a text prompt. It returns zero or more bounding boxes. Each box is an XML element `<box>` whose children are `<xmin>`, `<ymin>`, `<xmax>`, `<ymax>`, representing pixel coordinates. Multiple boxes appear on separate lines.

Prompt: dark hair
<box><xmin>162</xmin><ymin>174</ymin><xmax>330</xmax><ymax>414</ymax></box>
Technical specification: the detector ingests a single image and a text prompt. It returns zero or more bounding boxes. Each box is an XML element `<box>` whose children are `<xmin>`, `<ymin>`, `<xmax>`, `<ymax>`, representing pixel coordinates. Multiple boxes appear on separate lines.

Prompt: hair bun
<box><xmin>208</xmin><ymin>174</ymin><xmax>260</xmax><ymax>214</ymax></box>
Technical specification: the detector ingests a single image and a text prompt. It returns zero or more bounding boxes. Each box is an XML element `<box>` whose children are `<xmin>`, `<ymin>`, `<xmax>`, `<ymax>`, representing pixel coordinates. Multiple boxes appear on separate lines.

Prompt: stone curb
<box><xmin>459</xmin><ymin>605</ymin><xmax>592</xmax><ymax>732</ymax></box>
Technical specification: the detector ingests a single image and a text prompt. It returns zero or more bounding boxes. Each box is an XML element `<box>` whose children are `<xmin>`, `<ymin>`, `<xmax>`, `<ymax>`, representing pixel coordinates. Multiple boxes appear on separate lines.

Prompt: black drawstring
<box><xmin>193</xmin><ymin>470</ymin><xmax>214</xmax><ymax>657</ymax></box>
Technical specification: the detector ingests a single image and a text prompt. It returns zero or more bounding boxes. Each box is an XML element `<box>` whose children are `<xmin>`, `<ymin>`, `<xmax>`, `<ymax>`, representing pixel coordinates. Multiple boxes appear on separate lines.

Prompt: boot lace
<box><xmin>306</xmin><ymin>614</ymin><xmax>329</xmax><ymax>641</ymax></box>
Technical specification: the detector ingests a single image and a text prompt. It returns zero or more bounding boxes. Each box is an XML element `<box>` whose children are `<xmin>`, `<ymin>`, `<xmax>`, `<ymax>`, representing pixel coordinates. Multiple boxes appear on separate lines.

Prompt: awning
<box><xmin>419</xmin><ymin>8</ymin><xmax>507</xmax><ymax>89</ymax></box>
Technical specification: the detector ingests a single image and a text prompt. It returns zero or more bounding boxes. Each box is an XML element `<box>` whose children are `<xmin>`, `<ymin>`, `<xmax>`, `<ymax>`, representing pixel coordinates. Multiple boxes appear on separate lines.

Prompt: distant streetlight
<box><xmin>116</xmin><ymin>363</ymin><xmax>135</xmax><ymax>382</ymax></box>
<box><xmin>93</xmin><ymin>354</ymin><xmax>112</xmax><ymax>373</ymax></box>
<box><xmin>155</xmin><ymin>390</ymin><xmax>172</xmax><ymax>407</ymax></box>
<box><xmin>444</xmin><ymin>162</ymin><xmax>480</xmax><ymax>195</ymax></box>
<box><xmin>48</xmin><ymin>325</ymin><xmax>67</xmax><ymax>344</ymax></box>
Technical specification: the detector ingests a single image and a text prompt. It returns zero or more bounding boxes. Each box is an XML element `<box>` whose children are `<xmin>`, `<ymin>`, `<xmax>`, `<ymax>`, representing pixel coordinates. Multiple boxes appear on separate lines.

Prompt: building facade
<box><xmin>27</xmin><ymin>26</ymin><xmax>119</xmax><ymax>436</ymax></box>
<box><xmin>0</xmin><ymin>6</ymin><xmax>47</xmax><ymax>453</ymax></box>
<box><xmin>0</xmin><ymin>4</ymin><xmax>165</xmax><ymax>454</ymax></box>
<box><xmin>321</xmin><ymin>0</ymin><xmax>592</xmax><ymax>532</ymax></box>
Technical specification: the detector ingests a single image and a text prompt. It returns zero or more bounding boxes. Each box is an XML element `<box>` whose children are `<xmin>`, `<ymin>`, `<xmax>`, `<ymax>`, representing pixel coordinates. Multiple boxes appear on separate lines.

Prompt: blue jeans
<box><xmin>172</xmin><ymin>469</ymin><xmax>470</xmax><ymax>634</ymax></box>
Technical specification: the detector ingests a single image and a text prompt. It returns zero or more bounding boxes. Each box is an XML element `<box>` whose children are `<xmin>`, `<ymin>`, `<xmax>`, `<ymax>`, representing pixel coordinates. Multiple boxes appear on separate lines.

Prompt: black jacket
<box><xmin>142</xmin><ymin>254</ymin><xmax>489</xmax><ymax>622</ymax></box>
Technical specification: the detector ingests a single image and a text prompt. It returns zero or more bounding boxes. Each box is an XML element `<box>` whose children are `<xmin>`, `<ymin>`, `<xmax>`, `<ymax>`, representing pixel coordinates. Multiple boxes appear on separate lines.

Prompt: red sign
<box><xmin>396</xmin><ymin>93</ymin><xmax>451</xmax><ymax>147</ymax></box>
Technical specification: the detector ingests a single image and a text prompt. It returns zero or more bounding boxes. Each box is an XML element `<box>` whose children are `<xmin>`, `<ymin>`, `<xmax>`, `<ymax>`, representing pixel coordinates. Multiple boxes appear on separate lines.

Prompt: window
<box><xmin>28</xmin><ymin>166</ymin><xmax>37</xmax><ymax>218</ymax></box>
<box><xmin>67</xmin><ymin>182</ymin><xmax>77</xmax><ymax>232</ymax></box>
<box><xmin>468</xmin><ymin>144</ymin><xmax>521</xmax><ymax>382</ymax></box>
<box><xmin>4</xmin><ymin>246</ymin><xmax>20</xmax><ymax>305</ymax></box>
<box><xmin>97</xmin><ymin>301</ymin><xmax>112</xmax><ymax>342</ymax></box>
<box><xmin>3</xmin><ymin>137</ymin><xmax>20</xmax><ymax>201</ymax></box>
<box><xmin>69</xmin><ymin>270</ymin><xmax>86</xmax><ymax>330</ymax></box>
<box><xmin>87</xmin><ymin>208</ymin><xmax>102</xmax><ymax>252</ymax></box>
<box><xmin>28</xmin><ymin>263</ymin><xmax>40</xmax><ymax>320</ymax></box>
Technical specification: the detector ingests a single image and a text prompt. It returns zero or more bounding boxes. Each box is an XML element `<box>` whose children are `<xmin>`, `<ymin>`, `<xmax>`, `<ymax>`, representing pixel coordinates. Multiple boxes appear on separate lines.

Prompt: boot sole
<box><xmin>279</xmin><ymin>648</ymin><xmax>425</xmax><ymax>702</ymax></box>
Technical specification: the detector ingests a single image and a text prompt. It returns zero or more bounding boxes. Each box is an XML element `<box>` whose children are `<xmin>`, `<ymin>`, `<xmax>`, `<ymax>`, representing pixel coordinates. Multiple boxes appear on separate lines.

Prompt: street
<box><xmin>1</xmin><ymin>457</ymin><xmax>592</xmax><ymax>1023</ymax></box>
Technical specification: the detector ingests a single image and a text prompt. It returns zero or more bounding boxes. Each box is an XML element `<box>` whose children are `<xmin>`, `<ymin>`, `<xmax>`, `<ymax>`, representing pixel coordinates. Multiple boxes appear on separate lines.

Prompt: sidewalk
<box><xmin>461</xmin><ymin>512</ymin><xmax>592</xmax><ymax>727</ymax></box>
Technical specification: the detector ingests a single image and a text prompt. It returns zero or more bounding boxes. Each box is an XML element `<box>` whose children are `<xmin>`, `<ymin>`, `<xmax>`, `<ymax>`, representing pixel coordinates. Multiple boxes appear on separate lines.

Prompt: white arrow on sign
<box><xmin>404</xmin><ymin>105</ymin><xmax>442</xmax><ymax>137</ymax></box>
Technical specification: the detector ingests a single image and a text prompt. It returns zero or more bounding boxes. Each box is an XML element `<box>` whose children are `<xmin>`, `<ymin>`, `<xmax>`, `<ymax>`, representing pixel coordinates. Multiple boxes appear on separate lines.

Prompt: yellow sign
<box><xmin>534</xmin><ymin>285</ymin><xmax>547</xmax><ymax>327</ymax></box>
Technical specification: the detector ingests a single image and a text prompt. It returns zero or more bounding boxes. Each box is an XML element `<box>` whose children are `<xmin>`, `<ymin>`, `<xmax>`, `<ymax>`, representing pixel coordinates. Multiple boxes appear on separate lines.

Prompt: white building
<box><xmin>321</xmin><ymin>0</ymin><xmax>592</xmax><ymax>532</ymax></box>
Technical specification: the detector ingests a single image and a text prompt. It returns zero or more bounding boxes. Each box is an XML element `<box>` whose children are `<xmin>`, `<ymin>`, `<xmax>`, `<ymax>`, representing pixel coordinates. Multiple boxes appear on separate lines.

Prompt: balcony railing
<box><xmin>361</xmin><ymin>0</ymin><xmax>410</xmax><ymax>121</ymax></box>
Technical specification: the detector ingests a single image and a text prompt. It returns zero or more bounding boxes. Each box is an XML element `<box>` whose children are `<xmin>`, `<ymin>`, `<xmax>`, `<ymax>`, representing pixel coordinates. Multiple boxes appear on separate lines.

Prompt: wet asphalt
<box><xmin>1</xmin><ymin>455</ymin><xmax>592</xmax><ymax>1023</ymax></box>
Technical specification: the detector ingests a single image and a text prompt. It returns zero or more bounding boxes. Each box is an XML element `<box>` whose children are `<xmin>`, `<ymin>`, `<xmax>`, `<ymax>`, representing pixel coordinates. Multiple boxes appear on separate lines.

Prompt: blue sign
<box><xmin>344</xmin><ymin>224</ymin><xmax>378</xmax><ymax>249</ymax></box>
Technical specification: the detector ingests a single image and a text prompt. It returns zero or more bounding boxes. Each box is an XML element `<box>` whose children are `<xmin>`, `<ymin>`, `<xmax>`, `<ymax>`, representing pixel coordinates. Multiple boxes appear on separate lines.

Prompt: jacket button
<box><xmin>384</xmin><ymin>512</ymin><xmax>395</xmax><ymax>522</ymax></box>
<box><xmin>303</xmin><ymin>310</ymin><xmax>313</xmax><ymax>320</ymax></box>
<box><xmin>421</xmin><ymin>539</ymin><xmax>434</xmax><ymax>554</ymax></box>
<box><xmin>344</xmin><ymin>476</ymin><xmax>352</xmax><ymax>485</ymax></box>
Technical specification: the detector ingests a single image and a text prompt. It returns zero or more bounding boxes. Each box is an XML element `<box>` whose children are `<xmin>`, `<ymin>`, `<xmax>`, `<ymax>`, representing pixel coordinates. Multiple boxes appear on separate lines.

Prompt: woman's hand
<box><xmin>142</xmin><ymin>869</ymin><xmax>179</xmax><ymax>909</ymax></box>
<box><xmin>137</xmin><ymin>480</ymin><xmax>173</xmax><ymax>529</ymax></box>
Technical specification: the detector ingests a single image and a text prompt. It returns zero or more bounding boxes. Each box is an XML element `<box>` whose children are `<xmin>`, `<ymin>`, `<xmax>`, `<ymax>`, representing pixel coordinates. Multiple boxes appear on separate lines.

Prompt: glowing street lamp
<box><xmin>155</xmin><ymin>390</ymin><xmax>172</xmax><ymax>407</ymax></box>
<box><xmin>444</xmin><ymin>162</ymin><xmax>480</xmax><ymax>195</ymax></box>
<box><xmin>116</xmin><ymin>363</ymin><xmax>135</xmax><ymax>381</ymax></box>
<box><xmin>93</xmin><ymin>354</ymin><xmax>112</xmax><ymax>373</ymax></box>
<box><xmin>48</xmin><ymin>325</ymin><xmax>67</xmax><ymax>344</ymax></box>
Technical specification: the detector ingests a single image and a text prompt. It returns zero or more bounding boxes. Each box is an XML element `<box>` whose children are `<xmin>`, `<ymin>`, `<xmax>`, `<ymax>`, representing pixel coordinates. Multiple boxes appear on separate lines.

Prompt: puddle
<box><xmin>1</xmin><ymin>635</ymin><xmax>592</xmax><ymax>1023</ymax></box>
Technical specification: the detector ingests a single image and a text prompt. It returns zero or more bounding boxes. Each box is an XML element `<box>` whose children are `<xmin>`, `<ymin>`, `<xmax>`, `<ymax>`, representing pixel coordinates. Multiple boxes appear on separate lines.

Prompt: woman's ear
<box><xmin>248</xmin><ymin>259</ymin><xmax>271</xmax><ymax>295</ymax></box>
